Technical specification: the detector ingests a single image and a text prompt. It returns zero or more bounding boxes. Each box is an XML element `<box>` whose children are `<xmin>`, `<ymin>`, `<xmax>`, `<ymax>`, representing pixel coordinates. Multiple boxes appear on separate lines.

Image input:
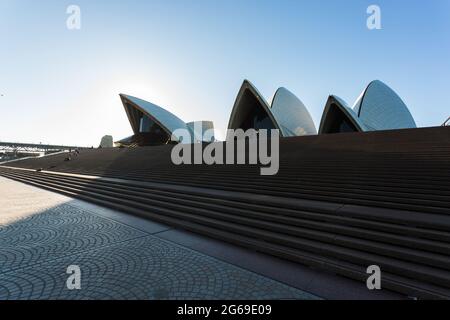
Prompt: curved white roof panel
<box><xmin>120</xmin><ymin>94</ymin><xmax>191</xmax><ymax>142</ymax></box>
<box><xmin>227</xmin><ymin>80</ymin><xmax>282</xmax><ymax>134</ymax></box>
<box><xmin>333</xmin><ymin>95</ymin><xmax>364</xmax><ymax>125</ymax></box>
<box><xmin>319</xmin><ymin>95</ymin><xmax>367</xmax><ymax>134</ymax></box>
<box><xmin>270</xmin><ymin>87</ymin><xmax>317</xmax><ymax>136</ymax></box>
<box><xmin>353</xmin><ymin>80</ymin><xmax>416</xmax><ymax>130</ymax></box>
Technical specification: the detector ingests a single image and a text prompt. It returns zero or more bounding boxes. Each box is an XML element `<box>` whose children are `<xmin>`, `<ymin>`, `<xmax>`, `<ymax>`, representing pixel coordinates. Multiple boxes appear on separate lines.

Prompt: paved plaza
<box><xmin>0</xmin><ymin>177</ymin><xmax>318</xmax><ymax>300</ymax></box>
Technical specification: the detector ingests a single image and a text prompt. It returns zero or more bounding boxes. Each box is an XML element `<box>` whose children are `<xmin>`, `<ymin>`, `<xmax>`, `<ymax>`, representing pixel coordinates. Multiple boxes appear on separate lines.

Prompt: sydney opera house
<box><xmin>115</xmin><ymin>79</ymin><xmax>418</xmax><ymax>146</ymax></box>
<box><xmin>1</xmin><ymin>77</ymin><xmax>450</xmax><ymax>300</ymax></box>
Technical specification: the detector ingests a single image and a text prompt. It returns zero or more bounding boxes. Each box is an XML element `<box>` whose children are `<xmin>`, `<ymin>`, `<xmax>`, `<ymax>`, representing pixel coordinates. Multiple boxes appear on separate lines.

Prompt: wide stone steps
<box><xmin>2</xmin><ymin>167</ymin><xmax>450</xmax><ymax>299</ymax></box>
<box><xmin>39</xmin><ymin>167</ymin><xmax>449</xmax><ymax>215</ymax></box>
<box><xmin>3</xmin><ymin>169</ymin><xmax>450</xmax><ymax>243</ymax></box>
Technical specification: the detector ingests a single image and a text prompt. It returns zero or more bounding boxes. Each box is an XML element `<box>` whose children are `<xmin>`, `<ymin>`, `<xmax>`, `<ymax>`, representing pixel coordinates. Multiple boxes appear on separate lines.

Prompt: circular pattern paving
<box><xmin>0</xmin><ymin>179</ymin><xmax>317</xmax><ymax>300</ymax></box>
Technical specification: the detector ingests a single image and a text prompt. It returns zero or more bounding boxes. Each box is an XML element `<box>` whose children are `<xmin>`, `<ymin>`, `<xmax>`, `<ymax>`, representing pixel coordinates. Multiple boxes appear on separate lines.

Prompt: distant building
<box><xmin>187</xmin><ymin>121</ymin><xmax>215</xmax><ymax>143</ymax></box>
<box><xmin>99</xmin><ymin>135</ymin><xmax>114</xmax><ymax>148</ymax></box>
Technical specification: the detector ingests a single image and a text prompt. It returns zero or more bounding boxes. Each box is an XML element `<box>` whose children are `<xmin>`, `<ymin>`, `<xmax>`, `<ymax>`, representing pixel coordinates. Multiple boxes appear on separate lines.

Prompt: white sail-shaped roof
<box><xmin>319</xmin><ymin>95</ymin><xmax>367</xmax><ymax>134</ymax></box>
<box><xmin>227</xmin><ymin>80</ymin><xmax>281</xmax><ymax>133</ymax></box>
<box><xmin>270</xmin><ymin>87</ymin><xmax>317</xmax><ymax>136</ymax></box>
<box><xmin>228</xmin><ymin>80</ymin><xmax>317</xmax><ymax>137</ymax></box>
<box><xmin>120</xmin><ymin>94</ymin><xmax>192</xmax><ymax>142</ymax></box>
<box><xmin>353</xmin><ymin>80</ymin><xmax>416</xmax><ymax>130</ymax></box>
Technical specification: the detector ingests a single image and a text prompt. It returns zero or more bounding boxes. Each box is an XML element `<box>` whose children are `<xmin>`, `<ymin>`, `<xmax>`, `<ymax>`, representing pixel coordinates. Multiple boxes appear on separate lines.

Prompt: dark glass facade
<box><xmin>320</xmin><ymin>103</ymin><xmax>359</xmax><ymax>134</ymax></box>
<box><xmin>231</xmin><ymin>90</ymin><xmax>277</xmax><ymax>132</ymax></box>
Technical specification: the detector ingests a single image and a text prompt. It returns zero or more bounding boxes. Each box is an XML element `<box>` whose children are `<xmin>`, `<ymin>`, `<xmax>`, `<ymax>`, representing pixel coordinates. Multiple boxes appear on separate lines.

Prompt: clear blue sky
<box><xmin>1</xmin><ymin>0</ymin><xmax>449</xmax><ymax>146</ymax></box>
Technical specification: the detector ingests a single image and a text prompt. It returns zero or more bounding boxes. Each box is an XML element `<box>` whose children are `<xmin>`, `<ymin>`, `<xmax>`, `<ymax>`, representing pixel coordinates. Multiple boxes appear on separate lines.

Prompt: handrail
<box><xmin>442</xmin><ymin>116</ymin><xmax>450</xmax><ymax>126</ymax></box>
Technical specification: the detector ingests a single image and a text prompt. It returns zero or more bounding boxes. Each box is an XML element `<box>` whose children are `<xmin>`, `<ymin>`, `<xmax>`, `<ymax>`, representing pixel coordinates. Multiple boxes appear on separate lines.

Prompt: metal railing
<box><xmin>442</xmin><ymin>116</ymin><xmax>450</xmax><ymax>126</ymax></box>
<box><xmin>0</xmin><ymin>142</ymin><xmax>89</xmax><ymax>153</ymax></box>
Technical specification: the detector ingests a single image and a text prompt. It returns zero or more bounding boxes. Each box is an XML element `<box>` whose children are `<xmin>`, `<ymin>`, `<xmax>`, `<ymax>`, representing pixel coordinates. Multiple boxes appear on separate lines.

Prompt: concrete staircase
<box><xmin>1</xmin><ymin>126</ymin><xmax>450</xmax><ymax>299</ymax></box>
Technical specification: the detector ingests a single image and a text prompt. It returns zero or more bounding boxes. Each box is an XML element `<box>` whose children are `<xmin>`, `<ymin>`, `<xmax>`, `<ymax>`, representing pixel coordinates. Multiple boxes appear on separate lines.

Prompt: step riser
<box><xmin>3</xmin><ymin>170</ymin><xmax>450</xmax><ymax>264</ymax></box>
<box><xmin>2</xmin><ymin>170</ymin><xmax>450</xmax><ymax>298</ymax></box>
<box><xmin>2</xmin><ymin>172</ymin><xmax>449</xmax><ymax>300</ymax></box>
<box><xmin>12</xmin><ymin>170</ymin><xmax>450</xmax><ymax>246</ymax></box>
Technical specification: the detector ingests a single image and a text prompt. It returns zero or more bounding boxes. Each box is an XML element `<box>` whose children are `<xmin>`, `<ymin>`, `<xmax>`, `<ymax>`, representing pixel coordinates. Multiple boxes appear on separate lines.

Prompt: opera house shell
<box><xmin>319</xmin><ymin>95</ymin><xmax>368</xmax><ymax>134</ymax></box>
<box><xmin>116</xmin><ymin>79</ymin><xmax>418</xmax><ymax>147</ymax></box>
<box><xmin>319</xmin><ymin>80</ymin><xmax>417</xmax><ymax>134</ymax></box>
<box><xmin>117</xmin><ymin>94</ymin><xmax>215</xmax><ymax>146</ymax></box>
<box><xmin>227</xmin><ymin>80</ymin><xmax>317</xmax><ymax>137</ymax></box>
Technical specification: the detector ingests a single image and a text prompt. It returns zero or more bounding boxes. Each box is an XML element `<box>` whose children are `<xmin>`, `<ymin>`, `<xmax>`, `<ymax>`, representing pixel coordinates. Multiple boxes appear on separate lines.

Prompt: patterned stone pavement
<box><xmin>0</xmin><ymin>177</ymin><xmax>318</xmax><ymax>300</ymax></box>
